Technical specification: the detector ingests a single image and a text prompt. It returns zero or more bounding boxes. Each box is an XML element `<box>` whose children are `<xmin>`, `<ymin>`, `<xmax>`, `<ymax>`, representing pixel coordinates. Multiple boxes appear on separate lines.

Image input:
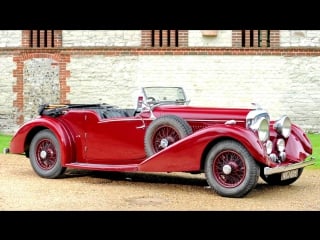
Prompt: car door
<box><xmin>84</xmin><ymin>112</ymin><xmax>149</xmax><ymax>164</ymax></box>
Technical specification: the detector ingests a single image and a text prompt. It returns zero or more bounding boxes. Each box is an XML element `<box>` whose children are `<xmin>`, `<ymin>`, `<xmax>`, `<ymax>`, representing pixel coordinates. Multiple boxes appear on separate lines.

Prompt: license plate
<box><xmin>281</xmin><ymin>169</ymin><xmax>299</xmax><ymax>180</ymax></box>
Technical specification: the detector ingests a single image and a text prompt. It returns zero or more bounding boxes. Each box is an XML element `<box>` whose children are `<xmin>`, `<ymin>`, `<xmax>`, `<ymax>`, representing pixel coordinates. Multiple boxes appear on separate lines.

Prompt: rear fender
<box><xmin>9</xmin><ymin>118</ymin><xmax>75</xmax><ymax>166</ymax></box>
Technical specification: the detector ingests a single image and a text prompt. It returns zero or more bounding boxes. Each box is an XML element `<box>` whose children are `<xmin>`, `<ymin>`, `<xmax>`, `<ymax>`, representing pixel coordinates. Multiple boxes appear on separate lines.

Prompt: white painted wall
<box><xmin>1</xmin><ymin>30</ymin><xmax>320</xmax><ymax>134</ymax></box>
<box><xmin>0</xmin><ymin>55</ymin><xmax>18</xmax><ymax>133</ymax></box>
<box><xmin>280</xmin><ymin>30</ymin><xmax>320</xmax><ymax>47</ymax></box>
<box><xmin>0</xmin><ymin>31</ymin><xmax>21</xmax><ymax>47</ymax></box>
<box><xmin>66</xmin><ymin>54</ymin><xmax>320</xmax><ymax>132</ymax></box>
<box><xmin>188</xmin><ymin>30</ymin><xmax>232</xmax><ymax>47</ymax></box>
<box><xmin>62</xmin><ymin>30</ymin><xmax>141</xmax><ymax>47</ymax></box>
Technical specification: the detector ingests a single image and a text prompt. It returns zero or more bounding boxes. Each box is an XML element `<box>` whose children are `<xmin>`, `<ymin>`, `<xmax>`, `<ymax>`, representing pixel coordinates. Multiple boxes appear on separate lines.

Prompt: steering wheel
<box><xmin>147</xmin><ymin>97</ymin><xmax>156</xmax><ymax>102</ymax></box>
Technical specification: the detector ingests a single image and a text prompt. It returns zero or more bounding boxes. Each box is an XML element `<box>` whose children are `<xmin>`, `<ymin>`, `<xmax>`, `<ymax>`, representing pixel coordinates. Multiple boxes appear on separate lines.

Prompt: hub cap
<box><xmin>160</xmin><ymin>139</ymin><xmax>169</xmax><ymax>148</ymax></box>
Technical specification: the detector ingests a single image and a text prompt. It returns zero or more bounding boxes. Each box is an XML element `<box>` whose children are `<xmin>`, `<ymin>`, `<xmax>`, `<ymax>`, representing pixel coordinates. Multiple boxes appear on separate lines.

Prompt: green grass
<box><xmin>306</xmin><ymin>133</ymin><xmax>320</xmax><ymax>169</ymax></box>
<box><xmin>0</xmin><ymin>132</ymin><xmax>319</xmax><ymax>168</ymax></box>
<box><xmin>0</xmin><ymin>133</ymin><xmax>12</xmax><ymax>152</ymax></box>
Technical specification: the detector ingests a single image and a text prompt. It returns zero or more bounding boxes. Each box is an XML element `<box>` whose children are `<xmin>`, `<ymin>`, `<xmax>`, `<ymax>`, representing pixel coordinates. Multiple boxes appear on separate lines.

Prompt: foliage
<box><xmin>0</xmin><ymin>134</ymin><xmax>12</xmax><ymax>152</ymax></box>
<box><xmin>306</xmin><ymin>133</ymin><xmax>320</xmax><ymax>168</ymax></box>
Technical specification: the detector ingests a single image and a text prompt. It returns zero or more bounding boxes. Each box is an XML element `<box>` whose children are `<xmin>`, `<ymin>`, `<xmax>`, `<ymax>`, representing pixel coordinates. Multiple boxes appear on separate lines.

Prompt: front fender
<box><xmin>139</xmin><ymin>124</ymin><xmax>268</xmax><ymax>172</ymax></box>
<box><xmin>9</xmin><ymin>117</ymin><xmax>75</xmax><ymax>166</ymax></box>
<box><xmin>202</xmin><ymin>125</ymin><xmax>268</xmax><ymax>163</ymax></box>
<box><xmin>285</xmin><ymin>124</ymin><xmax>312</xmax><ymax>162</ymax></box>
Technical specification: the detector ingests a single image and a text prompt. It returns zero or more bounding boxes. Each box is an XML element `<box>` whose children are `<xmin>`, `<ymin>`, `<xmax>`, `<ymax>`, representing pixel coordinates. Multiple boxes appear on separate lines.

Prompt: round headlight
<box><xmin>265</xmin><ymin>140</ymin><xmax>273</xmax><ymax>154</ymax></box>
<box><xmin>277</xmin><ymin>138</ymin><xmax>285</xmax><ymax>152</ymax></box>
<box><xmin>274</xmin><ymin>116</ymin><xmax>291</xmax><ymax>138</ymax></box>
<box><xmin>250</xmin><ymin>117</ymin><xmax>269</xmax><ymax>142</ymax></box>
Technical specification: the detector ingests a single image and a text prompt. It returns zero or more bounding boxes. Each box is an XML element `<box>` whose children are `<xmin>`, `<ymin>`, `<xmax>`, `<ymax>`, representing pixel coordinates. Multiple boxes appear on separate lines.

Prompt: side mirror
<box><xmin>136</xmin><ymin>96</ymin><xmax>144</xmax><ymax>111</ymax></box>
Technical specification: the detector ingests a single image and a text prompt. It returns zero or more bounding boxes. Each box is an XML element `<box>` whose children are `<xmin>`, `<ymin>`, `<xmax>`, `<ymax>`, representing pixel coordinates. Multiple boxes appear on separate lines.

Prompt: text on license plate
<box><xmin>281</xmin><ymin>169</ymin><xmax>299</xmax><ymax>180</ymax></box>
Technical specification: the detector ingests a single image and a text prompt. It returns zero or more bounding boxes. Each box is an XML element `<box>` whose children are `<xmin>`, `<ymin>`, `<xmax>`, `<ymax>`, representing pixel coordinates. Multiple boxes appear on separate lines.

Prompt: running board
<box><xmin>65</xmin><ymin>162</ymin><xmax>139</xmax><ymax>172</ymax></box>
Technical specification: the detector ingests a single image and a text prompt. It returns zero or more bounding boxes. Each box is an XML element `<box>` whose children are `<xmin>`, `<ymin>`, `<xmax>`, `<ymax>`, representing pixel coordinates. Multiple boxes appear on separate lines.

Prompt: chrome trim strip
<box><xmin>187</xmin><ymin>119</ymin><xmax>246</xmax><ymax>123</ymax></box>
<box><xmin>264</xmin><ymin>157</ymin><xmax>316</xmax><ymax>176</ymax></box>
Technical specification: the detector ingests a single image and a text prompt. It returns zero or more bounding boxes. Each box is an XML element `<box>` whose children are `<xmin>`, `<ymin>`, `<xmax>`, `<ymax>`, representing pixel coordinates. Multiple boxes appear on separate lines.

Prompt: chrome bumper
<box><xmin>264</xmin><ymin>157</ymin><xmax>316</xmax><ymax>176</ymax></box>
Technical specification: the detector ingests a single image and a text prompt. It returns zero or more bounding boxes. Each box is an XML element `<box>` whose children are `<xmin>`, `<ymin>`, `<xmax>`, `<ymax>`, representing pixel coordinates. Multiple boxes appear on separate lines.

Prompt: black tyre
<box><xmin>204</xmin><ymin>140</ymin><xmax>260</xmax><ymax>198</ymax></box>
<box><xmin>260</xmin><ymin>168</ymin><xmax>303</xmax><ymax>185</ymax></box>
<box><xmin>144</xmin><ymin>115</ymin><xmax>193</xmax><ymax>157</ymax></box>
<box><xmin>29</xmin><ymin>129</ymin><xmax>66</xmax><ymax>178</ymax></box>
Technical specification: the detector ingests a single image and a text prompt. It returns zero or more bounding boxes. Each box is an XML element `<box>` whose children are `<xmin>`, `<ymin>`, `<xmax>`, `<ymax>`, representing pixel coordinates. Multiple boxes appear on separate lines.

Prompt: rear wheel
<box><xmin>144</xmin><ymin>115</ymin><xmax>192</xmax><ymax>157</ymax></box>
<box><xmin>204</xmin><ymin>140</ymin><xmax>260</xmax><ymax>198</ymax></box>
<box><xmin>29</xmin><ymin>129</ymin><xmax>66</xmax><ymax>178</ymax></box>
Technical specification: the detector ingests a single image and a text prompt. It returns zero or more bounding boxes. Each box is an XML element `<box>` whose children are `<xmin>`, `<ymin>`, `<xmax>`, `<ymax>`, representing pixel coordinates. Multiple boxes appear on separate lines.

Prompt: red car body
<box><xmin>9</xmin><ymin>87</ymin><xmax>315</xmax><ymax>198</ymax></box>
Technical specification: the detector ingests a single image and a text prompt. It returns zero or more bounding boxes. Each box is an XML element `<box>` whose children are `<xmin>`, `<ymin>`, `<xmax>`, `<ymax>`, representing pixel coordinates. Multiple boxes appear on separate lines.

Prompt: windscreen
<box><xmin>142</xmin><ymin>87</ymin><xmax>187</xmax><ymax>103</ymax></box>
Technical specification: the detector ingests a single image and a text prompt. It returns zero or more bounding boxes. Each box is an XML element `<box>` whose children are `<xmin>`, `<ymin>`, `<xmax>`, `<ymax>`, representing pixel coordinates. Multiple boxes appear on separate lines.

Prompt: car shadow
<box><xmin>63</xmin><ymin>169</ymin><xmax>294</xmax><ymax>194</ymax></box>
<box><xmin>64</xmin><ymin>169</ymin><xmax>208</xmax><ymax>186</ymax></box>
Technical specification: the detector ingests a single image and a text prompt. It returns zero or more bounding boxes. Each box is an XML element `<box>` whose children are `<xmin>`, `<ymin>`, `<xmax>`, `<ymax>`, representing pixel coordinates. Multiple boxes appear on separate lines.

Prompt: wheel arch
<box><xmin>198</xmin><ymin>126</ymin><xmax>268</xmax><ymax>170</ymax></box>
<box><xmin>23</xmin><ymin>122</ymin><xmax>75</xmax><ymax>165</ymax></box>
<box><xmin>24</xmin><ymin>126</ymin><xmax>48</xmax><ymax>157</ymax></box>
<box><xmin>203</xmin><ymin>138</ymin><xmax>260</xmax><ymax>197</ymax></box>
<box><xmin>200</xmin><ymin>136</ymin><xmax>237</xmax><ymax>170</ymax></box>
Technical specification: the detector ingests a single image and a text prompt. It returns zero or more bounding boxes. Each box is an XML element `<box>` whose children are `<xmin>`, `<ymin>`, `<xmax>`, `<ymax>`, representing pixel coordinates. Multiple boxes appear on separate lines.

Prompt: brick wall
<box><xmin>141</xmin><ymin>30</ymin><xmax>188</xmax><ymax>47</ymax></box>
<box><xmin>232</xmin><ymin>30</ymin><xmax>280</xmax><ymax>47</ymax></box>
<box><xmin>1</xmin><ymin>30</ymin><xmax>320</xmax><ymax>134</ymax></box>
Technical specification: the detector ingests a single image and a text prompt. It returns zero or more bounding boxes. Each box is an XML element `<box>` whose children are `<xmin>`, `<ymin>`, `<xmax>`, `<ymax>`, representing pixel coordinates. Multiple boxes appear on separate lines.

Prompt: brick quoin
<box><xmin>22</xmin><ymin>30</ymin><xmax>62</xmax><ymax>48</ymax></box>
<box><xmin>12</xmin><ymin>51</ymin><xmax>70</xmax><ymax>125</ymax></box>
<box><xmin>232</xmin><ymin>30</ymin><xmax>280</xmax><ymax>48</ymax></box>
<box><xmin>141</xmin><ymin>30</ymin><xmax>188</xmax><ymax>47</ymax></box>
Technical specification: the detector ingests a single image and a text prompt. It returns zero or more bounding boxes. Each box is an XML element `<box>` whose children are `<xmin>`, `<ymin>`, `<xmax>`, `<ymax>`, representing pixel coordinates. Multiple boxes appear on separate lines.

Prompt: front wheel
<box><xmin>29</xmin><ymin>129</ymin><xmax>66</xmax><ymax>178</ymax></box>
<box><xmin>204</xmin><ymin>140</ymin><xmax>260</xmax><ymax>198</ymax></box>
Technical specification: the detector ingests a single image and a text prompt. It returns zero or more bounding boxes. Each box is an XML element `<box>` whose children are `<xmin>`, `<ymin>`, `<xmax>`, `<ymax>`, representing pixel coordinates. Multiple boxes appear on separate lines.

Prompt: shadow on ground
<box><xmin>63</xmin><ymin>168</ymin><xmax>282</xmax><ymax>192</ymax></box>
<box><xmin>64</xmin><ymin>169</ymin><xmax>208</xmax><ymax>186</ymax></box>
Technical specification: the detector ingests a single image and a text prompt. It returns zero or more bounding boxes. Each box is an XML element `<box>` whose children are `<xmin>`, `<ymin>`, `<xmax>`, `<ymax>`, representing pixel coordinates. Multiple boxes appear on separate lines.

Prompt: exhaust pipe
<box><xmin>3</xmin><ymin>148</ymin><xmax>9</xmax><ymax>154</ymax></box>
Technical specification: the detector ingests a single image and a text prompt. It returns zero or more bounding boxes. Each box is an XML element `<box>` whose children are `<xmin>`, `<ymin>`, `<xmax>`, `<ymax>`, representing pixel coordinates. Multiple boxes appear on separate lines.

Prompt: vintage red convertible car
<box><xmin>8</xmin><ymin>86</ymin><xmax>315</xmax><ymax>198</ymax></box>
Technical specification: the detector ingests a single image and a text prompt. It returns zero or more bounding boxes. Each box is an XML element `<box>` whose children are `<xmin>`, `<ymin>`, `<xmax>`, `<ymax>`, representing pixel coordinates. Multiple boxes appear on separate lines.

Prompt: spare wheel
<box><xmin>144</xmin><ymin>115</ymin><xmax>193</xmax><ymax>157</ymax></box>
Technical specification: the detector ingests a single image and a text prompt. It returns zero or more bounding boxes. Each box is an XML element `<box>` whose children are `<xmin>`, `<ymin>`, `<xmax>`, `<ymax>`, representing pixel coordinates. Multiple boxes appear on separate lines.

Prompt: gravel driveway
<box><xmin>0</xmin><ymin>153</ymin><xmax>319</xmax><ymax>211</ymax></box>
